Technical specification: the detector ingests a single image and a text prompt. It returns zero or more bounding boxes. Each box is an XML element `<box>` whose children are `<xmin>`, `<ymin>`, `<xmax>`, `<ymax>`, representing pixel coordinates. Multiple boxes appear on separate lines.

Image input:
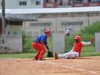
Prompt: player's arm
<box><xmin>82</xmin><ymin>38</ymin><xmax>95</xmax><ymax>46</ymax></box>
<box><xmin>45</xmin><ymin>44</ymin><xmax>50</xmax><ymax>51</ymax></box>
<box><xmin>82</xmin><ymin>41</ymin><xmax>93</xmax><ymax>46</ymax></box>
<box><xmin>40</xmin><ymin>35</ymin><xmax>51</xmax><ymax>51</ymax></box>
<box><xmin>40</xmin><ymin>40</ymin><xmax>49</xmax><ymax>51</ymax></box>
<box><xmin>40</xmin><ymin>40</ymin><xmax>45</xmax><ymax>45</ymax></box>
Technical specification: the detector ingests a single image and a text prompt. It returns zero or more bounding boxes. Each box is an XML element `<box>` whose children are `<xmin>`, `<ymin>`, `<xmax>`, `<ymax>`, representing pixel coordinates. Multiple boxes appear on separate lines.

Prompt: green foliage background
<box><xmin>22</xmin><ymin>33</ymin><xmax>34</xmax><ymax>53</ymax></box>
<box><xmin>65</xmin><ymin>21</ymin><xmax>100</xmax><ymax>52</ymax></box>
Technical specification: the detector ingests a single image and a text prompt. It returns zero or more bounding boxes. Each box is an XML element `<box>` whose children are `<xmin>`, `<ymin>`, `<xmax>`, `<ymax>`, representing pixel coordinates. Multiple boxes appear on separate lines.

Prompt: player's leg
<box><xmin>34</xmin><ymin>43</ymin><xmax>46</xmax><ymax>60</ymax></box>
<box><xmin>34</xmin><ymin>51</ymin><xmax>40</xmax><ymax>60</ymax></box>
<box><xmin>74</xmin><ymin>52</ymin><xmax>79</xmax><ymax>58</ymax></box>
<box><xmin>32</xmin><ymin>42</ymin><xmax>46</xmax><ymax>60</ymax></box>
<box><xmin>55</xmin><ymin>52</ymin><xmax>71</xmax><ymax>59</ymax></box>
<box><xmin>57</xmin><ymin>53</ymin><xmax>69</xmax><ymax>58</ymax></box>
<box><xmin>55</xmin><ymin>51</ymin><xmax>79</xmax><ymax>59</ymax></box>
<box><xmin>38</xmin><ymin>48</ymin><xmax>46</xmax><ymax>60</ymax></box>
<box><xmin>32</xmin><ymin>42</ymin><xmax>39</xmax><ymax>60</ymax></box>
<box><xmin>65</xmin><ymin>52</ymin><xmax>79</xmax><ymax>59</ymax></box>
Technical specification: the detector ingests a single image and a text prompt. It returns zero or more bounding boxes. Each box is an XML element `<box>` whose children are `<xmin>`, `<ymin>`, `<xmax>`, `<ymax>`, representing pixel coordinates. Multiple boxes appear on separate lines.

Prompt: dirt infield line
<box><xmin>37</xmin><ymin>61</ymin><xmax>98</xmax><ymax>75</ymax></box>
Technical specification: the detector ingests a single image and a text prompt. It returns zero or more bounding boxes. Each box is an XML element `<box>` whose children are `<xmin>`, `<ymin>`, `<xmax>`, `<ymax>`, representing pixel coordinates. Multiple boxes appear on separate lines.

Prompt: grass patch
<box><xmin>81</xmin><ymin>46</ymin><xmax>100</xmax><ymax>57</ymax></box>
<box><xmin>81</xmin><ymin>52</ymin><xmax>100</xmax><ymax>57</ymax></box>
<box><xmin>82</xmin><ymin>46</ymin><xmax>95</xmax><ymax>52</ymax></box>
<box><xmin>0</xmin><ymin>53</ymin><xmax>34</xmax><ymax>58</ymax></box>
<box><xmin>0</xmin><ymin>46</ymin><xmax>100</xmax><ymax>59</ymax></box>
<box><xmin>0</xmin><ymin>53</ymin><xmax>48</xmax><ymax>59</ymax></box>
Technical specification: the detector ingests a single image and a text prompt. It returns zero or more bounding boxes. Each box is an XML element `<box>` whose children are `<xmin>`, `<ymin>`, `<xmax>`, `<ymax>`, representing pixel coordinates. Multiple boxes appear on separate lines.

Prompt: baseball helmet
<box><xmin>44</xmin><ymin>28</ymin><xmax>51</xmax><ymax>34</ymax></box>
<box><xmin>75</xmin><ymin>35</ymin><xmax>81</xmax><ymax>41</ymax></box>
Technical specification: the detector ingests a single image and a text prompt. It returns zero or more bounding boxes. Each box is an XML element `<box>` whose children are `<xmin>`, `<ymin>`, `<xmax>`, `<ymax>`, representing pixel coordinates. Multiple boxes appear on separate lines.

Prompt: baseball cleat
<box><xmin>54</xmin><ymin>53</ymin><xmax>58</xmax><ymax>59</ymax></box>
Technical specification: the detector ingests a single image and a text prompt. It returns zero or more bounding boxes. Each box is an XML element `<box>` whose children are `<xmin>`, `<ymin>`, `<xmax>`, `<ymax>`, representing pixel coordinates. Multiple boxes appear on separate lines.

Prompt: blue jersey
<box><xmin>34</xmin><ymin>34</ymin><xmax>47</xmax><ymax>44</ymax></box>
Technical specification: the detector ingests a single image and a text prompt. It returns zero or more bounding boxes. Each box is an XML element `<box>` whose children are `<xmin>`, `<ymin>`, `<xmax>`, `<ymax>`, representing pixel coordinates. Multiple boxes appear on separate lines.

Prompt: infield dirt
<box><xmin>0</xmin><ymin>56</ymin><xmax>100</xmax><ymax>75</ymax></box>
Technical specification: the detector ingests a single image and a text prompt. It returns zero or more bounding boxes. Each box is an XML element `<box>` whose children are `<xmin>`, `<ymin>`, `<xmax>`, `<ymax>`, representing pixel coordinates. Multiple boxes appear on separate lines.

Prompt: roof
<box><xmin>0</xmin><ymin>14</ymin><xmax>37</xmax><ymax>21</ymax></box>
<box><xmin>0</xmin><ymin>6</ymin><xmax>100</xmax><ymax>14</ymax></box>
<box><xmin>6</xmin><ymin>17</ymin><xmax>37</xmax><ymax>21</ymax></box>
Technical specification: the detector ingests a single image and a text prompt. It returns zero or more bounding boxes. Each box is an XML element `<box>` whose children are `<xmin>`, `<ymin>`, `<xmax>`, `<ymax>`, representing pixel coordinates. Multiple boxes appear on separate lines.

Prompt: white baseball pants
<box><xmin>58</xmin><ymin>51</ymin><xmax>79</xmax><ymax>59</ymax></box>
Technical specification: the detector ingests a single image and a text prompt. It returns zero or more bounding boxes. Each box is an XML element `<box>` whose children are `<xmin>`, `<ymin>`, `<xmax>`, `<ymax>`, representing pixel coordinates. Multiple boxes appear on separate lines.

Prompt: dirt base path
<box><xmin>0</xmin><ymin>56</ymin><xmax>100</xmax><ymax>75</ymax></box>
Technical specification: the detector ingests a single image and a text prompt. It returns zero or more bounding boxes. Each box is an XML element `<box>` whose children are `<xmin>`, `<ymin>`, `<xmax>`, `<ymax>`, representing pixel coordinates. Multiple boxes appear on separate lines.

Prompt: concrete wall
<box><xmin>0</xmin><ymin>24</ymin><xmax>22</xmax><ymax>53</ymax></box>
<box><xmin>0</xmin><ymin>35</ymin><xmax>22</xmax><ymax>53</ymax></box>
<box><xmin>23</xmin><ymin>15</ymin><xmax>100</xmax><ymax>37</ymax></box>
<box><xmin>52</xmin><ymin>33</ymin><xmax>65</xmax><ymax>53</ymax></box>
<box><xmin>95</xmin><ymin>33</ymin><xmax>100</xmax><ymax>52</ymax></box>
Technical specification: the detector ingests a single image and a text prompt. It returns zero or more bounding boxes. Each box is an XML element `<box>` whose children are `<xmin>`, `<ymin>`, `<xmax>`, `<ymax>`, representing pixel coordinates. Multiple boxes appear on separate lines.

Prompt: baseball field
<box><xmin>0</xmin><ymin>56</ymin><xmax>100</xmax><ymax>75</ymax></box>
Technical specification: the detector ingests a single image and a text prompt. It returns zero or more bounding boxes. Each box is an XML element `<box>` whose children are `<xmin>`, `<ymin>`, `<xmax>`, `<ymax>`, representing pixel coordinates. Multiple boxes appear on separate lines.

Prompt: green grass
<box><xmin>0</xmin><ymin>53</ymin><xmax>34</xmax><ymax>58</ymax></box>
<box><xmin>81</xmin><ymin>52</ymin><xmax>100</xmax><ymax>57</ymax></box>
<box><xmin>0</xmin><ymin>46</ymin><xmax>100</xmax><ymax>59</ymax></box>
<box><xmin>0</xmin><ymin>53</ymin><xmax>49</xmax><ymax>59</ymax></box>
<box><xmin>81</xmin><ymin>46</ymin><xmax>100</xmax><ymax>57</ymax></box>
<box><xmin>82</xmin><ymin>46</ymin><xmax>95</xmax><ymax>52</ymax></box>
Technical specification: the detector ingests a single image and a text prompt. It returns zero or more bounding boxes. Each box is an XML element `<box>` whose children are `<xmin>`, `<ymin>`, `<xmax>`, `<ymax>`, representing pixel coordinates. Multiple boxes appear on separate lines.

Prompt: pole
<box><xmin>87</xmin><ymin>12</ymin><xmax>89</xmax><ymax>25</ymax></box>
<box><xmin>1</xmin><ymin>0</ymin><xmax>6</xmax><ymax>44</ymax></box>
<box><xmin>2</xmin><ymin>0</ymin><xmax>5</xmax><ymax>34</ymax></box>
<box><xmin>56</xmin><ymin>15</ymin><xmax>57</xmax><ymax>33</ymax></box>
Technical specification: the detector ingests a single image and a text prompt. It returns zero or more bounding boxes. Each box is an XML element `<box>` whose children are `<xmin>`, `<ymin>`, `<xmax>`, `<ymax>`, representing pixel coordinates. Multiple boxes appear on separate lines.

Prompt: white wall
<box><xmin>0</xmin><ymin>24</ymin><xmax>22</xmax><ymax>53</ymax></box>
<box><xmin>23</xmin><ymin>15</ymin><xmax>100</xmax><ymax>36</ymax></box>
<box><xmin>0</xmin><ymin>0</ymin><xmax>43</xmax><ymax>9</ymax></box>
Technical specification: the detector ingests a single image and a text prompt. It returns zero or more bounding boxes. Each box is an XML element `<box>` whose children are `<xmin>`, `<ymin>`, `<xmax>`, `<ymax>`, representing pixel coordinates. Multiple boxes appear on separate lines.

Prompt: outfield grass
<box><xmin>0</xmin><ymin>52</ymin><xmax>49</xmax><ymax>58</ymax></box>
<box><xmin>0</xmin><ymin>46</ymin><xmax>100</xmax><ymax>58</ymax></box>
<box><xmin>0</xmin><ymin>53</ymin><xmax>34</xmax><ymax>58</ymax></box>
<box><xmin>81</xmin><ymin>46</ymin><xmax>100</xmax><ymax>57</ymax></box>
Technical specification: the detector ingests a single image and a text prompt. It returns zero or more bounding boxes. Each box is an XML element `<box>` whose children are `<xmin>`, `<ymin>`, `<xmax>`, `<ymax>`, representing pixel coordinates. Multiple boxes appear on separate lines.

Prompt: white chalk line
<box><xmin>36</xmin><ymin>61</ymin><xmax>98</xmax><ymax>75</ymax></box>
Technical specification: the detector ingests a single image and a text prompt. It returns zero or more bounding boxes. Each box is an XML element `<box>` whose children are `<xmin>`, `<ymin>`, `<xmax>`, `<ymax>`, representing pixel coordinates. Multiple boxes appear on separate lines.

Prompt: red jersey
<box><xmin>73</xmin><ymin>42</ymin><xmax>83</xmax><ymax>56</ymax></box>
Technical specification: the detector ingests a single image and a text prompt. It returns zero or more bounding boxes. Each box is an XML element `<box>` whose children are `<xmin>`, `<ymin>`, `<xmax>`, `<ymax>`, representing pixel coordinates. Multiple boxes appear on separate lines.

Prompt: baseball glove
<box><xmin>91</xmin><ymin>38</ymin><xmax>95</xmax><ymax>44</ymax></box>
<box><xmin>47</xmin><ymin>51</ymin><xmax>53</xmax><ymax>57</ymax></box>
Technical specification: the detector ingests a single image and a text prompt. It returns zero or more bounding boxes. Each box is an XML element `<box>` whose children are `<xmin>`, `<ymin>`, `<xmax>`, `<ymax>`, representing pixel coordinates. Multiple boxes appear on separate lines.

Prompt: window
<box><xmin>55</xmin><ymin>0</ymin><xmax>57</xmax><ymax>2</ymax></box>
<box><xmin>59</xmin><ymin>0</ymin><xmax>63</xmax><ymax>5</ymax></box>
<box><xmin>44</xmin><ymin>0</ymin><xmax>49</xmax><ymax>3</ymax></box>
<box><xmin>74</xmin><ymin>0</ymin><xmax>84</xmax><ymax>3</ymax></box>
<box><xmin>36</xmin><ymin>1</ymin><xmax>40</xmax><ymax>5</ymax></box>
<box><xmin>30</xmin><ymin>23</ymin><xmax>51</xmax><ymax>27</ymax></box>
<box><xmin>6</xmin><ymin>20</ymin><xmax>22</xmax><ymax>25</ymax></box>
<box><xmin>88</xmin><ymin>0</ymin><xmax>92</xmax><ymax>2</ymax></box>
<box><xmin>19</xmin><ymin>1</ymin><xmax>27</xmax><ymax>6</ymax></box>
<box><xmin>91</xmin><ymin>0</ymin><xmax>100</xmax><ymax>2</ymax></box>
<box><xmin>61</xmin><ymin>21</ymin><xmax>83</xmax><ymax>26</ymax></box>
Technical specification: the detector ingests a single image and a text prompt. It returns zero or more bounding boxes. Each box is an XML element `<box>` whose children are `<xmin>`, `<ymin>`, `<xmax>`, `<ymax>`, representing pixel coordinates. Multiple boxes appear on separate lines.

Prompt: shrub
<box><xmin>22</xmin><ymin>32</ymin><xmax>36</xmax><ymax>53</ymax></box>
<box><xmin>65</xmin><ymin>36</ymin><xmax>74</xmax><ymax>52</ymax></box>
<box><xmin>81</xmin><ymin>21</ymin><xmax>100</xmax><ymax>35</ymax></box>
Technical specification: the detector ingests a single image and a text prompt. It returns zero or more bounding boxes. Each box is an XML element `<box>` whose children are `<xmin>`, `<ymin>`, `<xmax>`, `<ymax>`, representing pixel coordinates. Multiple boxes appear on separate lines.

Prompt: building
<box><xmin>44</xmin><ymin>0</ymin><xmax>100</xmax><ymax>7</ymax></box>
<box><xmin>72</xmin><ymin>0</ymin><xmax>100</xmax><ymax>7</ymax></box>
<box><xmin>0</xmin><ymin>0</ymin><xmax>100</xmax><ymax>9</ymax></box>
<box><xmin>43</xmin><ymin>0</ymin><xmax>72</xmax><ymax>8</ymax></box>
<box><xmin>0</xmin><ymin>0</ymin><xmax>43</xmax><ymax>9</ymax></box>
<box><xmin>1</xmin><ymin>7</ymin><xmax>100</xmax><ymax>37</ymax></box>
<box><xmin>0</xmin><ymin>0</ymin><xmax>100</xmax><ymax>37</ymax></box>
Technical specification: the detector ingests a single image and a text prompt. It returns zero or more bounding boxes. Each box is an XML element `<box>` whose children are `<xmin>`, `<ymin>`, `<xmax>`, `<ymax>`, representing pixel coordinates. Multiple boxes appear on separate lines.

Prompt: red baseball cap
<box><xmin>44</xmin><ymin>28</ymin><xmax>51</xmax><ymax>35</ymax></box>
<box><xmin>75</xmin><ymin>35</ymin><xmax>81</xmax><ymax>41</ymax></box>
